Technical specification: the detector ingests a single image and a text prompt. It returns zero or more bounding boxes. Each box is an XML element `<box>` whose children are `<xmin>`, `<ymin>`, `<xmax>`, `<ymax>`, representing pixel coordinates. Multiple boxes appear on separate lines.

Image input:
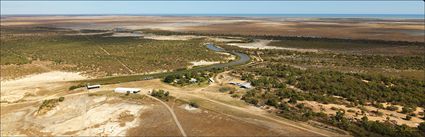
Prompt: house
<box><xmin>87</xmin><ymin>84</ymin><xmax>101</xmax><ymax>89</ymax></box>
<box><xmin>114</xmin><ymin>87</ymin><xmax>141</xmax><ymax>94</ymax></box>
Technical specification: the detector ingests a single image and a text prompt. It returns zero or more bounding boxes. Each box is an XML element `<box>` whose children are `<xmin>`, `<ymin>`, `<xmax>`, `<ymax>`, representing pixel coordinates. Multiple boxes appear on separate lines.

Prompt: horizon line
<box><xmin>2</xmin><ymin>13</ymin><xmax>424</xmax><ymax>15</ymax></box>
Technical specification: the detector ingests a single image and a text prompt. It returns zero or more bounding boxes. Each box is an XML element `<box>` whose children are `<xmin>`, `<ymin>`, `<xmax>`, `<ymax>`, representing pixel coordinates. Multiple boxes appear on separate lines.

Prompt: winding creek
<box><xmin>77</xmin><ymin>43</ymin><xmax>250</xmax><ymax>84</ymax></box>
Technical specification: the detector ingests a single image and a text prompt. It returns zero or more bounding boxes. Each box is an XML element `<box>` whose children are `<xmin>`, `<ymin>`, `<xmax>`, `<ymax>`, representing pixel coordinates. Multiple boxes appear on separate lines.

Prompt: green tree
<box><xmin>418</xmin><ymin>122</ymin><xmax>425</xmax><ymax>134</ymax></box>
<box><xmin>164</xmin><ymin>75</ymin><xmax>175</xmax><ymax>83</ymax></box>
<box><xmin>58</xmin><ymin>97</ymin><xmax>65</xmax><ymax>102</ymax></box>
<box><xmin>288</xmin><ymin>97</ymin><xmax>297</xmax><ymax>104</ymax></box>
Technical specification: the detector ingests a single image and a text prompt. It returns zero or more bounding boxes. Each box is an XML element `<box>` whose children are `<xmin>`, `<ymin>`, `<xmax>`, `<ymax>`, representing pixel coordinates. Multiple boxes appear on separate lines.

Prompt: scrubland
<box><xmin>1</xmin><ymin>16</ymin><xmax>424</xmax><ymax>137</ymax></box>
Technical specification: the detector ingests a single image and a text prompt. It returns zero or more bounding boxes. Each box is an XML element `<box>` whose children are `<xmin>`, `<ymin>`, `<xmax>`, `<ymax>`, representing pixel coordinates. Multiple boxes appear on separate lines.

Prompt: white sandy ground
<box><xmin>122</xmin><ymin>19</ymin><xmax>257</xmax><ymax>31</ymax></box>
<box><xmin>110</xmin><ymin>32</ymin><xmax>143</xmax><ymax>37</ymax></box>
<box><xmin>208</xmin><ymin>37</ymin><xmax>243</xmax><ymax>42</ymax></box>
<box><xmin>1</xmin><ymin>92</ymin><xmax>146</xmax><ymax>136</ymax></box>
<box><xmin>143</xmin><ymin>34</ymin><xmax>205</xmax><ymax>40</ymax></box>
<box><xmin>104</xmin><ymin>32</ymin><xmax>245</xmax><ymax>42</ymax></box>
<box><xmin>41</xmin><ymin>101</ymin><xmax>144</xmax><ymax>136</ymax></box>
<box><xmin>66</xmin><ymin>32</ymin><xmax>110</xmax><ymax>36</ymax></box>
<box><xmin>0</xmin><ymin>71</ymin><xmax>87</xmax><ymax>102</ymax></box>
<box><xmin>136</xmin><ymin>22</ymin><xmax>211</xmax><ymax>31</ymax></box>
<box><xmin>190</xmin><ymin>60</ymin><xmax>220</xmax><ymax>67</ymax></box>
<box><xmin>227</xmin><ymin>40</ymin><xmax>318</xmax><ymax>52</ymax></box>
<box><xmin>180</xmin><ymin>104</ymin><xmax>202</xmax><ymax>113</ymax></box>
<box><xmin>217</xmin><ymin>52</ymin><xmax>236</xmax><ymax>60</ymax></box>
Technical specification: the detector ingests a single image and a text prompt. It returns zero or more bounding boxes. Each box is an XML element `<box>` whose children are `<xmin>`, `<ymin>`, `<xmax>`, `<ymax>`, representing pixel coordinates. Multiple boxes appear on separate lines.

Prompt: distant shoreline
<box><xmin>1</xmin><ymin>14</ymin><xmax>424</xmax><ymax>19</ymax></box>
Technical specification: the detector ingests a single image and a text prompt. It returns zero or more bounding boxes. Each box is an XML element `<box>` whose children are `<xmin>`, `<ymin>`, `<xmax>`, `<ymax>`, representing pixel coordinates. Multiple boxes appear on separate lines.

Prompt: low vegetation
<box><xmin>219</xmin><ymin>87</ymin><xmax>236</xmax><ymax>93</ymax></box>
<box><xmin>1</xmin><ymin>27</ymin><xmax>227</xmax><ymax>76</ymax></box>
<box><xmin>268</xmin><ymin>38</ymin><xmax>424</xmax><ymax>55</ymax></box>
<box><xmin>260</xmin><ymin>49</ymin><xmax>424</xmax><ymax>70</ymax></box>
<box><xmin>163</xmin><ymin>68</ymin><xmax>224</xmax><ymax>86</ymax></box>
<box><xmin>150</xmin><ymin>89</ymin><xmax>171</xmax><ymax>101</ymax></box>
<box><xmin>328</xmin><ymin>112</ymin><xmax>423</xmax><ymax>137</ymax></box>
<box><xmin>189</xmin><ymin>101</ymin><xmax>199</xmax><ymax>108</ymax></box>
<box><xmin>239</xmin><ymin>63</ymin><xmax>424</xmax><ymax>107</ymax></box>
<box><xmin>37</xmin><ymin>97</ymin><xmax>65</xmax><ymax>115</ymax></box>
<box><xmin>69</xmin><ymin>84</ymin><xmax>85</xmax><ymax>91</ymax></box>
<box><xmin>230</xmin><ymin>42</ymin><xmax>425</xmax><ymax>136</ymax></box>
<box><xmin>88</xmin><ymin>90</ymin><xmax>145</xmax><ymax>101</ymax></box>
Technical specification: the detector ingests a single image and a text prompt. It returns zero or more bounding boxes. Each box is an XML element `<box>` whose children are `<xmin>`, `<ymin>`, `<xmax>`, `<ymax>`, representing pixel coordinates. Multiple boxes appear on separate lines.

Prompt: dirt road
<box><xmin>167</xmin><ymin>86</ymin><xmax>344</xmax><ymax>137</ymax></box>
<box><xmin>145</xmin><ymin>95</ymin><xmax>187</xmax><ymax>137</ymax></box>
<box><xmin>105</xmin><ymin>78</ymin><xmax>349</xmax><ymax>136</ymax></box>
<box><xmin>98</xmin><ymin>46</ymin><xmax>135</xmax><ymax>74</ymax></box>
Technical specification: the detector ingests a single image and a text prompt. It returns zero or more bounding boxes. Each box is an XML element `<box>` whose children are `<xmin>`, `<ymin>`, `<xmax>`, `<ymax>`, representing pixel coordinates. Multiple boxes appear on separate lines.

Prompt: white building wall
<box><xmin>114</xmin><ymin>87</ymin><xmax>141</xmax><ymax>93</ymax></box>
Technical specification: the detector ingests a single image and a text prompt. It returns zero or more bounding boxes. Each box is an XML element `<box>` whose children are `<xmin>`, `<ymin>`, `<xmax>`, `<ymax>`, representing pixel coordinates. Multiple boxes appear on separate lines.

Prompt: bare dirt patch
<box><xmin>142</xmin><ymin>34</ymin><xmax>205</xmax><ymax>40</ymax></box>
<box><xmin>0</xmin><ymin>61</ymin><xmax>75</xmax><ymax>81</ymax></box>
<box><xmin>126</xmin><ymin>102</ymin><xmax>181</xmax><ymax>136</ymax></box>
<box><xmin>1</xmin><ymin>71</ymin><xmax>87</xmax><ymax>103</ymax></box>
<box><xmin>228</xmin><ymin>40</ymin><xmax>319</xmax><ymax>52</ymax></box>
<box><xmin>190</xmin><ymin>60</ymin><xmax>220</xmax><ymax>67</ymax></box>
<box><xmin>1</xmin><ymin>92</ymin><xmax>147</xmax><ymax>136</ymax></box>
<box><xmin>173</xmin><ymin>101</ymin><xmax>284</xmax><ymax>136</ymax></box>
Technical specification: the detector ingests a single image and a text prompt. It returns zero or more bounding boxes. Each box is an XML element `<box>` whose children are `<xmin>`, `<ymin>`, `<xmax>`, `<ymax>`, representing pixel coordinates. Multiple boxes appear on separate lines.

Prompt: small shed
<box><xmin>87</xmin><ymin>84</ymin><xmax>101</xmax><ymax>90</ymax></box>
<box><xmin>114</xmin><ymin>87</ymin><xmax>141</xmax><ymax>94</ymax></box>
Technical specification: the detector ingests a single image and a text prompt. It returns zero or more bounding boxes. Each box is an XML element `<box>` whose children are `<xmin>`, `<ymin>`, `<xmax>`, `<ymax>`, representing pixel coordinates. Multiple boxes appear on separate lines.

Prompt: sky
<box><xmin>1</xmin><ymin>1</ymin><xmax>424</xmax><ymax>15</ymax></box>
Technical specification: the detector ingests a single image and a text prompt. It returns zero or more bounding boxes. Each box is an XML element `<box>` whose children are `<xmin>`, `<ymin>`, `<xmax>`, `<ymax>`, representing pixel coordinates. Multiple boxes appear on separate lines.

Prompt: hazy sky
<box><xmin>1</xmin><ymin>1</ymin><xmax>424</xmax><ymax>15</ymax></box>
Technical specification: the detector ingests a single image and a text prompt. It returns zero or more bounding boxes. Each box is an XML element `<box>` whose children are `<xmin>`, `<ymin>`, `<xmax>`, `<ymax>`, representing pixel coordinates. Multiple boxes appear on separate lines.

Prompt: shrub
<box><xmin>401</xmin><ymin>106</ymin><xmax>415</xmax><ymax>114</ymax></box>
<box><xmin>408</xmin><ymin>113</ymin><xmax>416</xmax><ymax>117</ymax></box>
<box><xmin>296</xmin><ymin>103</ymin><xmax>305</xmax><ymax>109</ymax></box>
<box><xmin>219</xmin><ymin>87</ymin><xmax>236</xmax><ymax>92</ymax></box>
<box><xmin>266</xmin><ymin>98</ymin><xmax>278</xmax><ymax>107</ymax></box>
<box><xmin>288</xmin><ymin>97</ymin><xmax>297</xmax><ymax>104</ymax></box>
<box><xmin>151</xmin><ymin>89</ymin><xmax>170</xmax><ymax>100</ymax></box>
<box><xmin>69</xmin><ymin>85</ymin><xmax>80</xmax><ymax>91</ymax></box>
<box><xmin>376</xmin><ymin>103</ymin><xmax>385</xmax><ymax>109</ymax></box>
<box><xmin>189</xmin><ymin>101</ymin><xmax>199</xmax><ymax>108</ymax></box>
<box><xmin>375</xmin><ymin>111</ymin><xmax>384</xmax><ymax>116</ymax></box>
<box><xmin>385</xmin><ymin>105</ymin><xmax>399</xmax><ymax>111</ymax></box>
<box><xmin>404</xmin><ymin>115</ymin><xmax>412</xmax><ymax>120</ymax></box>
<box><xmin>58</xmin><ymin>97</ymin><xmax>65</xmax><ymax>102</ymax></box>
<box><xmin>419</xmin><ymin>122</ymin><xmax>425</xmax><ymax>133</ymax></box>
<box><xmin>164</xmin><ymin>75</ymin><xmax>176</xmax><ymax>83</ymax></box>
<box><xmin>330</xmin><ymin>107</ymin><xmax>339</xmax><ymax>111</ymax></box>
<box><xmin>347</xmin><ymin>109</ymin><xmax>356</xmax><ymax>113</ymax></box>
<box><xmin>231</xmin><ymin>94</ymin><xmax>240</xmax><ymax>98</ymax></box>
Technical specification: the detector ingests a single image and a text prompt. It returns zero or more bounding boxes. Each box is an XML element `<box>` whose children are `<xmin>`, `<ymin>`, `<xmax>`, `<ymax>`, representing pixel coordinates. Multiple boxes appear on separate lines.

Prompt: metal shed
<box><xmin>114</xmin><ymin>87</ymin><xmax>141</xmax><ymax>94</ymax></box>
